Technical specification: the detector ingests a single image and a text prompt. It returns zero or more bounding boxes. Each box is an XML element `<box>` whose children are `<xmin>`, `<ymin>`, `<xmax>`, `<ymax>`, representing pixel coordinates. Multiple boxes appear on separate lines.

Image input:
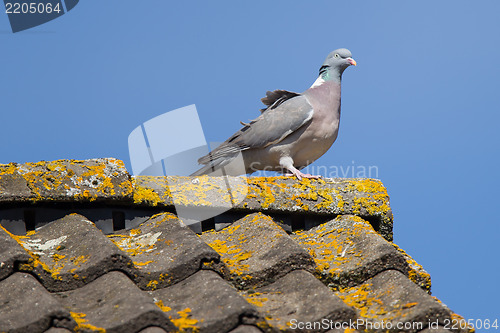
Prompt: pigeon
<box><xmin>191</xmin><ymin>48</ymin><xmax>356</xmax><ymax>180</ymax></box>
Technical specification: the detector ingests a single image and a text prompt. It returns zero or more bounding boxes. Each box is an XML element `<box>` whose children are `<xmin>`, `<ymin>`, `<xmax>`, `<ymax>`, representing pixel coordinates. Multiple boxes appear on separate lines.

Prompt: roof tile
<box><xmin>229</xmin><ymin>325</ymin><xmax>264</xmax><ymax>333</ymax></box>
<box><xmin>201</xmin><ymin>212</ymin><xmax>316</xmax><ymax>290</ymax></box>
<box><xmin>0</xmin><ymin>225</ymin><xmax>33</xmax><ymax>280</ymax></box>
<box><xmin>151</xmin><ymin>270</ymin><xmax>262</xmax><ymax>333</ymax></box>
<box><xmin>56</xmin><ymin>271</ymin><xmax>175</xmax><ymax>333</ymax></box>
<box><xmin>336</xmin><ymin>270</ymin><xmax>451</xmax><ymax>332</ymax></box>
<box><xmin>0</xmin><ymin>159</ymin><xmax>472</xmax><ymax>332</ymax></box>
<box><xmin>0</xmin><ymin>158</ymin><xmax>133</xmax><ymax>203</ymax></box>
<box><xmin>109</xmin><ymin>212</ymin><xmax>222</xmax><ymax>290</ymax></box>
<box><xmin>0</xmin><ymin>273</ymin><xmax>75</xmax><ymax>332</ymax></box>
<box><xmin>14</xmin><ymin>214</ymin><xmax>133</xmax><ymax>292</ymax></box>
<box><xmin>133</xmin><ymin>176</ymin><xmax>394</xmax><ymax>240</ymax></box>
<box><xmin>292</xmin><ymin>215</ymin><xmax>409</xmax><ymax>290</ymax></box>
<box><xmin>243</xmin><ymin>269</ymin><xmax>356</xmax><ymax>332</ymax></box>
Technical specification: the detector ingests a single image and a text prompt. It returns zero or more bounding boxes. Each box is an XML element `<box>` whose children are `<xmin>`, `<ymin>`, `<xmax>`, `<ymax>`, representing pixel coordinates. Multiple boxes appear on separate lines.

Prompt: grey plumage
<box><xmin>191</xmin><ymin>48</ymin><xmax>356</xmax><ymax>180</ymax></box>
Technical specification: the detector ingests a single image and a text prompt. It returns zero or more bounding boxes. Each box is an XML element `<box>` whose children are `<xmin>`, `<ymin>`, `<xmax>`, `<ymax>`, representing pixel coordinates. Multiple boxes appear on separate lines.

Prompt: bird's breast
<box><xmin>290</xmin><ymin>81</ymin><xmax>342</xmax><ymax>167</ymax></box>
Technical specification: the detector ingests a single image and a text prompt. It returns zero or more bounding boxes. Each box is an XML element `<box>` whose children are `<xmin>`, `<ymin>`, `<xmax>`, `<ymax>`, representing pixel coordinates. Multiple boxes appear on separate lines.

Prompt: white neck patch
<box><xmin>310</xmin><ymin>76</ymin><xmax>325</xmax><ymax>88</ymax></box>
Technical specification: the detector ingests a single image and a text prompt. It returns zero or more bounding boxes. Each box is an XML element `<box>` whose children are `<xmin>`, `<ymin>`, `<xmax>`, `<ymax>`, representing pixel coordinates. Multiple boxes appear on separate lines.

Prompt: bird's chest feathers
<box><xmin>305</xmin><ymin>81</ymin><xmax>341</xmax><ymax>142</ymax></box>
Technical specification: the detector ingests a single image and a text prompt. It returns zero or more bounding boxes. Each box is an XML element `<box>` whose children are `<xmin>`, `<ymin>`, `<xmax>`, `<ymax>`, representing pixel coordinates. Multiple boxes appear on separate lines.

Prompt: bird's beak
<box><xmin>347</xmin><ymin>57</ymin><xmax>357</xmax><ymax>66</ymax></box>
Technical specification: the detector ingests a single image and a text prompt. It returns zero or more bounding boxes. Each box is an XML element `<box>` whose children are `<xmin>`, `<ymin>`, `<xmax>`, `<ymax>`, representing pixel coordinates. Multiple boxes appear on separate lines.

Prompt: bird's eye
<box><xmin>334</xmin><ymin>54</ymin><xmax>340</xmax><ymax>59</ymax></box>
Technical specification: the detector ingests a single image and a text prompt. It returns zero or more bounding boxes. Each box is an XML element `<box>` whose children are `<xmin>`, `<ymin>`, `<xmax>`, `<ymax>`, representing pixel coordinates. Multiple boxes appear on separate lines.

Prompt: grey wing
<box><xmin>260</xmin><ymin>89</ymin><xmax>301</xmax><ymax>113</ymax></box>
<box><xmin>198</xmin><ymin>94</ymin><xmax>313</xmax><ymax>164</ymax></box>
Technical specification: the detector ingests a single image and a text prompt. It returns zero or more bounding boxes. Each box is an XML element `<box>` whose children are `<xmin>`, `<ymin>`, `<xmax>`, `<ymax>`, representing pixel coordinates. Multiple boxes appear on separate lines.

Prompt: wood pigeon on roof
<box><xmin>191</xmin><ymin>48</ymin><xmax>356</xmax><ymax>180</ymax></box>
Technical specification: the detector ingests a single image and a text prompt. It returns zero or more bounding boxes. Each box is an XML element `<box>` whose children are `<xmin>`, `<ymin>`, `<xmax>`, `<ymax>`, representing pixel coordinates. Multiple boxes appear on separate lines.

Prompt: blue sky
<box><xmin>1</xmin><ymin>0</ymin><xmax>499</xmax><ymax>327</ymax></box>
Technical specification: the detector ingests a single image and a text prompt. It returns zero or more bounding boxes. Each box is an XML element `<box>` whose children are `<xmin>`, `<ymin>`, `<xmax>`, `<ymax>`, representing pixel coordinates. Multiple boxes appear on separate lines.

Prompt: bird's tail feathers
<box><xmin>190</xmin><ymin>154</ymin><xmax>237</xmax><ymax>176</ymax></box>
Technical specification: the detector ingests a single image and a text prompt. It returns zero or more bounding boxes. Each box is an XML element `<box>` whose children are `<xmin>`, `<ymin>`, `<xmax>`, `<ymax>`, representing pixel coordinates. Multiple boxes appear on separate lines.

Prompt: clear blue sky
<box><xmin>1</xmin><ymin>1</ymin><xmax>499</xmax><ymax>327</ymax></box>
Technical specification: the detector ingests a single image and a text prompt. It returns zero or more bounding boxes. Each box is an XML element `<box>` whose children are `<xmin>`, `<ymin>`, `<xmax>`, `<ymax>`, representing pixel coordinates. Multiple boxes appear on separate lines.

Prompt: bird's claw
<box><xmin>285</xmin><ymin>171</ymin><xmax>323</xmax><ymax>181</ymax></box>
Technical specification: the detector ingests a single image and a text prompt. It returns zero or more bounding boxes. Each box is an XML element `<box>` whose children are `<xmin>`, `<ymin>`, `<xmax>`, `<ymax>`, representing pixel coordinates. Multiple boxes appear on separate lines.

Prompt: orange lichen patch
<box><xmin>345</xmin><ymin>179</ymin><xmax>391</xmax><ymax>215</ymax></box>
<box><xmin>41</xmin><ymin>253</ymin><xmax>89</xmax><ymax>281</ymax></box>
<box><xmin>202</xmin><ymin>213</ymin><xmax>289</xmax><ymax>280</ymax></box>
<box><xmin>450</xmin><ymin>312</ymin><xmax>475</xmax><ymax>333</ymax></box>
<box><xmin>245</xmin><ymin>177</ymin><xmax>286</xmax><ymax>208</ymax></box>
<box><xmin>343</xmin><ymin>329</ymin><xmax>357</xmax><ymax>333</ymax></box>
<box><xmin>129</xmin><ymin>228</ymin><xmax>142</xmax><ymax>236</ymax></box>
<box><xmin>151</xmin><ymin>175</ymin><xmax>247</xmax><ymax>209</ymax></box>
<box><xmin>17</xmin><ymin>255</ymin><xmax>54</xmax><ymax>277</ymax></box>
<box><xmin>71</xmin><ymin>255</ymin><xmax>90</xmax><ymax>266</ymax></box>
<box><xmin>336</xmin><ymin>282</ymin><xmax>388</xmax><ymax>319</ymax></box>
<box><xmin>52</xmin><ymin>253</ymin><xmax>66</xmax><ymax>262</ymax></box>
<box><xmin>206</xmin><ymin>239</ymin><xmax>229</xmax><ymax>254</ymax></box>
<box><xmin>170</xmin><ymin>308</ymin><xmax>199</xmax><ymax>333</ymax></box>
<box><xmin>242</xmin><ymin>292</ymin><xmax>269</xmax><ymax>307</ymax></box>
<box><xmin>206</xmin><ymin>236</ymin><xmax>252</xmax><ymax>279</ymax></box>
<box><xmin>0</xmin><ymin>225</ymin><xmax>66</xmax><ymax>279</ymax></box>
<box><xmin>337</xmin><ymin>279</ymin><xmax>441</xmax><ymax>327</ymax></box>
<box><xmin>162</xmin><ymin>175</ymin><xmax>222</xmax><ymax>206</ymax></box>
<box><xmin>392</xmin><ymin>243</ymin><xmax>431</xmax><ymax>292</ymax></box>
<box><xmin>70</xmin><ymin>312</ymin><xmax>106</xmax><ymax>333</ymax></box>
<box><xmin>0</xmin><ymin>163</ymin><xmax>18</xmax><ymax>176</ymax></box>
<box><xmin>133</xmin><ymin>260</ymin><xmax>153</xmax><ymax>267</ymax></box>
<box><xmin>146</xmin><ymin>280</ymin><xmax>159</xmax><ymax>290</ymax></box>
<box><xmin>0</xmin><ymin>159</ymin><xmax>131</xmax><ymax>202</ymax></box>
<box><xmin>79</xmin><ymin>162</ymin><xmax>122</xmax><ymax>196</ymax></box>
<box><xmin>132</xmin><ymin>177</ymin><xmax>165</xmax><ymax>206</ymax></box>
<box><xmin>293</xmin><ymin>215</ymin><xmax>373</xmax><ymax>280</ymax></box>
<box><xmin>402</xmin><ymin>302</ymin><xmax>418</xmax><ymax>309</ymax></box>
<box><xmin>155</xmin><ymin>300</ymin><xmax>172</xmax><ymax>312</ymax></box>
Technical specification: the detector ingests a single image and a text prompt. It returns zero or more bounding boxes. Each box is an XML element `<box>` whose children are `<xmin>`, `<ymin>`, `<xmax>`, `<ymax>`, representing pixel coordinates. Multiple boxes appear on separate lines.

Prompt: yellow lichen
<box><xmin>72</xmin><ymin>255</ymin><xmax>90</xmax><ymax>266</ymax></box>
<box><xmin>203</xmin><ymin>215</ymin><xmax>287</xmax><ymax>280</ymax></box>
<box><xmin>146</xmin><ymin>280</ymin><xmax>159</xmax><ymax>290</ymax></box>
<box><xmin>52</xmin><ymin>253</ymin><xmax>66</xmax><ymax>262</ymax></box>
<box><xmin>170</xmin><ymin>308</ymin><xmax>199</xmax><ymax>333</ymax></box>
<box><xmin>133</xmin><ymin>179</ymin><xmax>163</xmax><ymax>206</ymax></box>
<box><xmin>292</xmin><ymin>215</ymin><xmax>373</xmax><ymax>281</ymax></box>
<box><xmin>0</xmin><ymin>159</ymin><xmax>131</xmax><ymax>203</ymax></box>
<box><xmin>336</xmin><ymin>282</ymin><xmax>388</xmax><ymax>319</ymax></box>
<box><xmin>70</xmin><ymin>312</ymin><xmax>106</xmax><ymax>333</ymax></box>
<box><xmin>243</xmin><ymin>292</ymin><xmax>268</xmax><ymax>307</ymax></box>
<box><xmin>133</xmin><ymin>260</ymin><xmax>153</xmax><ymax>267</ymax></box>
<box><xmin>402</xmin><ymin>302</ymin><xmax>418</xmax><ymax>309</ymax></box>
<box><xmin>155</xmin><ymin>300</ymin><xmax>172</xmax><ymax>312</ymax></box>
<box><xmin>392</xmin><ymin>243</ymin><xmax>431</xmax><ymax>292</ymax></box>
<box><xmin>130</xmin><ymin>228</ymin><xmax>142</xmax><ymax>236</ymax></box>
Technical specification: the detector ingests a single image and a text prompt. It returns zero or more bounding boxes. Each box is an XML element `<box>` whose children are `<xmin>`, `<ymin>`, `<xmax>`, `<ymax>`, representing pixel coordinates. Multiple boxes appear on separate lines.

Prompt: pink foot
<box><xmin>284</xmin><ymin>170</ymin><xmax>322</xmax><ymax>181</ymax></box>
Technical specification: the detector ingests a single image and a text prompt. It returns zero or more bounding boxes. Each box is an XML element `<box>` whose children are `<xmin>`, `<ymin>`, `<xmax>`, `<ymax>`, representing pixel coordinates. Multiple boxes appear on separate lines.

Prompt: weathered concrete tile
<box><xmin>108</xmin><ymin>212</ymin><xmax>221</xmax><ymax>290</ymax></box>
<box><xmin>133</xmin><ymin>176</ymin><xmax>394</xmax><ymax>241</ymax></box>
<box><xmin>0</xmin><ymin>225</ymin><xmax>32</xmax><ymax>280</ymax></box>
<box><xmin>137</xmin><ymin>327</ymin><xmax>169</xmax><ymax>333</ymax></box>
<box><xmin>0</xmin><ymin>273</ymin><xmax>75</xmax><ymax>333</ymax></box>
<box><xmin>57</xmin><ymin>271</ymin><xmax>174</xmax><ymax>333</ymax></box>
<box><xmin>242</xmin><ymin>270</ymin><xmax>356</xmax><ymax>333</ymax></box>
<box><xmin>201</xmin><ymin>213</ymin><xmax>315</xmax><ymax>289</ymax></box>
<box><xmin>392</xmin><ymin>243</ymin><xmax>432</xmax><ymax>292</ymax></box>
<box><xmin>0</xmin><ymin>158</ymin><xmax>133</xmax><ymax>203</ymax></box>
<box><xmin>151</xmin><ymin>270</ymin><xmax>262</xmax><ymax>333</ymax></box>
<box><xmin>335</xmin><ymin>270</ymin><xmax>452</xmax><ymax>332</ymax></box>
<box><xmin>419</xmin><ymin>325</ymin><xmax>474</xmax><ymax>333</ymax></box>
<box><xmin>43</xmin><ymin>328</ymin><xmax>73</xmax><ymax>333</ymax></box>
<box><xmin>15</xmin><ymin>214</ymin><xmax>133</xmax><ymax>292</ymax></box>
<box><xmin>229</xmin><ymin>325</ymin><xmax>264</xmax><ymax>333</ymax></box>
<box><xmin>292</xmin><ymin>215</ymin><xmax>409</xmax><ymax>290</ymax></box>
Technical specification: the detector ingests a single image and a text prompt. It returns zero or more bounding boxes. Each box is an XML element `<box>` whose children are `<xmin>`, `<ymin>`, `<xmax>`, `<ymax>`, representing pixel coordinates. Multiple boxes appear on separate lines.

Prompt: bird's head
<box><xmin>319</xmin><ymin>48</ymin><xmax>356</xmax><ymax>81</ymax></box>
